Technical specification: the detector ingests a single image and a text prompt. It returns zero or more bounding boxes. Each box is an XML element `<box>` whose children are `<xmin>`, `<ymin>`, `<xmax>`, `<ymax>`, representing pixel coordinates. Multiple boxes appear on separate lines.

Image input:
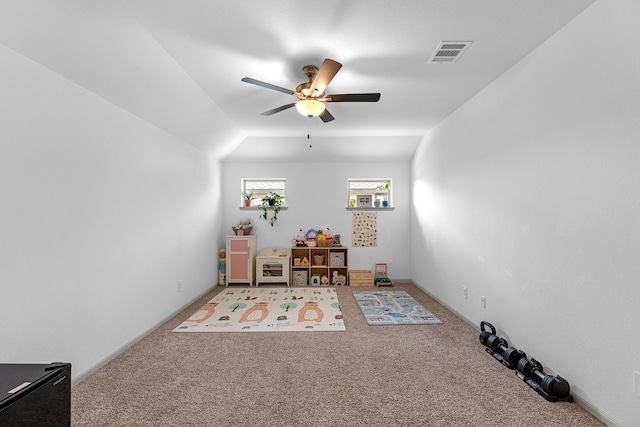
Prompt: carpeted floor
<box><xmin>71</xmin><ymin>282</ymin><xmax>603</xmax><ymax>426</ymax></box>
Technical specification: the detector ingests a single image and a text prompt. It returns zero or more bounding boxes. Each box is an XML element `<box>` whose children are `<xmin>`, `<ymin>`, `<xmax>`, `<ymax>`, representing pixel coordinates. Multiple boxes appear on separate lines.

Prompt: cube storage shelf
<box><xmin>291</xmin><ymin>246</ymin><xmax>348</xmax><ymax>286</ymax></box>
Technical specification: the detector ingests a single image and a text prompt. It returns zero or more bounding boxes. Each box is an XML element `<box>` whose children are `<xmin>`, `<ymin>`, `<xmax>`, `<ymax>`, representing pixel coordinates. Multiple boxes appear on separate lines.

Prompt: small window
<box><xmin>348</xmin><ymin>179</ymin><xmax>392</xmax><ymax>208</ymax></box>
<box><xmin>241</xmin><ymin>179</ymin><xmax>286</xmax><ymax>207</ymax></box>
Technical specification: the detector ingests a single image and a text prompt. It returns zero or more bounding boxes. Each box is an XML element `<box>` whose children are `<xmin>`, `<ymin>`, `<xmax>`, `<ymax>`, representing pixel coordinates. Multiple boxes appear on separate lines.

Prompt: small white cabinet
<box><xmin>226</xmin><ymin>235</ymin><xmax>256</xmax><ymax>286</ymax></box>
<box><xmin>256</xmin><ymin>247</ymin><xmax>290</xmax><ymax>286</ymax></box>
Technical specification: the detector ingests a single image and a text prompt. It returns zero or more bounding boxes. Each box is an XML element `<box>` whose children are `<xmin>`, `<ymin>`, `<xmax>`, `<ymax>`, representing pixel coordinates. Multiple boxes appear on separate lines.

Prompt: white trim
<box><xmin>409</xmin><ymin>280</ymin><xmax>621</xmax><ymax>427</ymax></box>
<box><xmin>71</xmin><ymin>285</ymin><xmax>217</xmax><ymax>386</ymax></box>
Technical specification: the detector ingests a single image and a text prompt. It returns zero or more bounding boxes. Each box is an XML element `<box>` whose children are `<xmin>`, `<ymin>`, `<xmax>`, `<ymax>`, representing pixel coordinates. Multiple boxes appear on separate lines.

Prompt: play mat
<box><xmin>352</xmin><ymin>290</ymin><xmax>442</xmax><ymax>325</ymax></box>
<box><xmin>173</xmin><ymin>287</ymin><xmax>345</xmax><ymax>332</ymax></box>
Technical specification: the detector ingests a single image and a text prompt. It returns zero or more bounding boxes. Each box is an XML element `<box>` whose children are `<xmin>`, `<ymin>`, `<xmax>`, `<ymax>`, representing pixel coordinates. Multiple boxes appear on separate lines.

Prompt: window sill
<box><xmin>346</xmin><ymin>207</ymin><xmax>394</xmax><ymax>211</ymax></box>
<box><xmin>240</xmin><ymin>206</ymin><xmax>288</xmax><ymax>210</ymax></box>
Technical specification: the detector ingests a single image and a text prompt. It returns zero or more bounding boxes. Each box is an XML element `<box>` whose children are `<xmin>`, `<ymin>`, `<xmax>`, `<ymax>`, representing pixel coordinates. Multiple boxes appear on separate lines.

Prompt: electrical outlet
<box><xmin>481</xmin><ymin>296</ymin><xmax>486</xmax><ymax>308</ymax></box>
<box><xmin>462</xmin><ymin>286</ymin><xmax>468</xmax><ymax>299</ymax></box>
<box><xmin>388</xmin><ymin>260</ymin><xmax>392</xmax><ymax>269</ymax></box>
<box><xmin>178</xmin><ymin>280</ymin><xmax>183</xmax><ymax>293</ymax></box>
<box><xmin>634</xmin><ymin>371</ymin><xmax>640</xmax><ymax>398</ymax></box>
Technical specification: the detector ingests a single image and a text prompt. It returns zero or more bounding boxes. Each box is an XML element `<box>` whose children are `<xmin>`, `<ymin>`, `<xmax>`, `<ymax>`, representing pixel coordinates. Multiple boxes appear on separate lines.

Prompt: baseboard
<box><xmin>409</xmin><ymin>279</ymin><xmax>477</xmax><ymax>329</ymax></box>
<box><xmin>571</xmin><ymin>394</ymin><xmax>621</xmax><ymax>427</ymax></box>
<box><xmin>71</xmin><ymin>284</ymin><xmax>218</xmax><ymax>386</ymax></box>
<box><xmin>409</xmin><ymin>280</ymin><xmax>621</xmax><ymax>427</ymax></box>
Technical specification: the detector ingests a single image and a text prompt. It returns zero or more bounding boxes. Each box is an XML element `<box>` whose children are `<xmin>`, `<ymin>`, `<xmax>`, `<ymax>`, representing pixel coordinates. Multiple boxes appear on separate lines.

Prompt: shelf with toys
<box><xmin>290</xmin><ymin>228</ymin><xmax>348</xmax><ymax>286</ymax></box>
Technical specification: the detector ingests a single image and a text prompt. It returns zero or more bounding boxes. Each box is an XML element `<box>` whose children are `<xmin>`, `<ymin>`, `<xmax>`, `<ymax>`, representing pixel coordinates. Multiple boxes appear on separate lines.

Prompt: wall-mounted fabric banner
<box><xmin>352</xmin><ymin>212</ymin><xmax>377</xmax><ymax>247</ymax></box>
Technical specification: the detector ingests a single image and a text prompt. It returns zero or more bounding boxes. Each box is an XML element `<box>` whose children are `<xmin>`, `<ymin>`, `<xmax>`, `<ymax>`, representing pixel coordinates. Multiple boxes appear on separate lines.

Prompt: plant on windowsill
<box><xmin>377</xmin><ymin>182</ymin><xmax>392</xmax><ymax>208</ymax></box>
<box><xmin>259</xmin><ymin>192</ymin><xmax>284</xmax><ymax>226</ymax></box>
<box><xmin>241</xmin><ymin>189</ymin><xmax>257</xmax><ymax>207</ymax></box>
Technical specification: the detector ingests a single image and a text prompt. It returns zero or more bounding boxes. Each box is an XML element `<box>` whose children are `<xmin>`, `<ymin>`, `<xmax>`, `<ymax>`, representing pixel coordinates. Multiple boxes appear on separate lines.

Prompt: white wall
<box><xmin>0</xmin><ymin>44</ymin><xmax>223</xmax><ymax>380</ymax></box>
<box><xmin>410</xmin><ymin>0</ymin><xmax>640</xmax><ymax>425</ymax></box>
<box><xmin>222</xmin><ymin>160</ymin><xmax>411</xmax><ymax>278</ymax></box>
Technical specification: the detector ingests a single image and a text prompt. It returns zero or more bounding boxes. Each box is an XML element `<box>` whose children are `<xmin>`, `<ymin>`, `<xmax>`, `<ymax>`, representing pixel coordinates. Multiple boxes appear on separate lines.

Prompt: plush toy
<box><xmin>305</xmin><ymin>229</ymin><xmax>318</xmax><ymax>247</ymax></box>
<box><xmin>323</xmin><ymin>227</ymin><xmax>333</xmax><ymax>241</ymax></box>
<box><xmin>234</xmin><ymin>218</ymin><xmax>252</xmax><ymax>229</ymax></box>
<box><xmin>292</xmin><ymin>228</ymin><xmax>306</xmax><ymax>247</ymax></box>
<box><xmin>232</xmin><ymin>218</ymin><xmax>252</xmax><ymax>235</ymax></box>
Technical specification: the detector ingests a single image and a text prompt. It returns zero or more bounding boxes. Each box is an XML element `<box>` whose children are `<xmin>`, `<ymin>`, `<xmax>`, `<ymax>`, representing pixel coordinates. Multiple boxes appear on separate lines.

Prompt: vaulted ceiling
<box><xmin>0</xmin><ymin>0</ymin><xmax>596</xmax><ymax>161</ymax></box>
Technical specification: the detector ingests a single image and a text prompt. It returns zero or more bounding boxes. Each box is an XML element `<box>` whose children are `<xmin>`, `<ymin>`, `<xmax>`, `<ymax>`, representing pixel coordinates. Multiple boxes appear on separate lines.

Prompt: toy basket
<box><xmin>232</xmin><ymin>226</ymin><xmax>252</xmax><ymax>235</ymax></box>
<box><xmin>318</xmin><ymin>240</ymin><xmax>332</xmax><ymax>247</ymax></box>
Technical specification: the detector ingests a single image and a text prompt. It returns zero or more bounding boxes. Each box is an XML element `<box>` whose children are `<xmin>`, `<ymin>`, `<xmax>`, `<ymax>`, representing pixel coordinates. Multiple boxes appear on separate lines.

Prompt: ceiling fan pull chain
<box><xmin>308</xmin><ymin>118</ymin><xmax>312</xmax><ymax>148</ymax></box>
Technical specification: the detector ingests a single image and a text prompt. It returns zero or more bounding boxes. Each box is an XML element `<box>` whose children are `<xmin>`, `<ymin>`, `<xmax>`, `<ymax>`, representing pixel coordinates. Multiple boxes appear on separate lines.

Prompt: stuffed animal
<box><xmin>293</xmin><ymin>228</ymin><xmax>306</xmax><ymax>247</ymax></box>
<box><xmin>324</xmin><ymin>227</ymin><xmax>333</xmax><ymax>242</ymax></box>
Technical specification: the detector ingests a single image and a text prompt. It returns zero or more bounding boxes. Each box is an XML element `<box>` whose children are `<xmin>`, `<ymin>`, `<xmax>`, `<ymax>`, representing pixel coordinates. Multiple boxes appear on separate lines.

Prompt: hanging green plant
<box><xmin>259</xmin><ymin>192</ymin><xmax>285</xmax><ymax>226</ymax></box>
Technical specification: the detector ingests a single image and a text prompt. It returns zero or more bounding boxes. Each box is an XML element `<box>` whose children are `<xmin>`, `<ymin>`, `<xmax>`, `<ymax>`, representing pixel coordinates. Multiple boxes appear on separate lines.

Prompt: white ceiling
<box><xmin>0</xmin><ymin>0</ymin><xmax>596</xmax><ymax>161</ymax></box>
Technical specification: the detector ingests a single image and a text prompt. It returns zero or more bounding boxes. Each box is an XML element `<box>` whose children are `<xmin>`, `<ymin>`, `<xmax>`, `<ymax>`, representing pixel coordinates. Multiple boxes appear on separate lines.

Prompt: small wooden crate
<box><xmin>348</xmin><ymin>270</ymin><xmax>374</xmax><ymax>286</ymax></box>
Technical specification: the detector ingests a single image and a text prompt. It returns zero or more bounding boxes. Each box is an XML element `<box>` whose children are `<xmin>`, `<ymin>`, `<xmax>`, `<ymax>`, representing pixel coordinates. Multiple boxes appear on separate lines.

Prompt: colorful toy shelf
<box><xmin>291</xmin><ymin>246</ymin><xmax>348</xmax><ymax>286</ymax></box>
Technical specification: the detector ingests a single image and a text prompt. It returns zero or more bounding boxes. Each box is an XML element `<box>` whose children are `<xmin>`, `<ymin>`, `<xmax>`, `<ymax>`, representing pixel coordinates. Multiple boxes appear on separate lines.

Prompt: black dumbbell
<box><xmin>486</xmin><ymin>334</ymin><xmax>527</xmax><ymax>366</ymax></box>
<box><xmin>517</xmin><ymin>357</ymin><xmax>571</xmax><ymax>399</ymax></box>
<box><xmin>479</xmin><ymin>321</ymin><xmax>526</xmax><ymax>368</ymax></box>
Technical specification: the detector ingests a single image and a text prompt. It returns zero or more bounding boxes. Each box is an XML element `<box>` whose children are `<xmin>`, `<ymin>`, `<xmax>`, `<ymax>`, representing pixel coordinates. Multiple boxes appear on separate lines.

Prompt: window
<box><xmin>241</xmin><ymin>178</ymin><xmax>286</xmax><ymax>207</ymax></box>
<box><xmin>348</xmin><ymin>179</ymin><xmax>392</xmax><ymax>208</ymax></box>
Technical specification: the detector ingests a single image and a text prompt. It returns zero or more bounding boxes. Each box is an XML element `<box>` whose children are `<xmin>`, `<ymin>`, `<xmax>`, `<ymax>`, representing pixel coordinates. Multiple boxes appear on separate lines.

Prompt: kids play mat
<box><xmin>174</xmin><ymin>287</ymin><xmax>345</xmax><ymax>332</ymax></box>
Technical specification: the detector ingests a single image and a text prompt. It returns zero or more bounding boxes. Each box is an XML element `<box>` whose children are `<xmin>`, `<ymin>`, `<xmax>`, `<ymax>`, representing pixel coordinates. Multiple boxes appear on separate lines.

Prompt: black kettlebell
<box><xmin>479</xmin><ymin>321</ymin><xmax>496</xmax><ymax>346</ymax></box>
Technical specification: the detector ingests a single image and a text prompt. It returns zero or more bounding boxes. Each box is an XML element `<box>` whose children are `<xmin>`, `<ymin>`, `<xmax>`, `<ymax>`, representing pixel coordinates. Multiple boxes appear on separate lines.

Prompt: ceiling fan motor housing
<box><xmin>297</xmin><ymin>65</ymin><xmax>322</xmax><ymax>98</ymax></box>
<box><xmin>302</xmin><ymin>65</ymin><xmax>318</xmax><ymax>79</ymax></box>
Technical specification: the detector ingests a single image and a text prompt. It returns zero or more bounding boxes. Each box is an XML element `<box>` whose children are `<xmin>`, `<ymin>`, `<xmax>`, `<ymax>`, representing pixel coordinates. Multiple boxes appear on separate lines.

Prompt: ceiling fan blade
<box><xmin>241</xmin><ymin>77</ymin><xmax>295</xmax><ymax>95</ymax></box>
<box><xmin>319</xmin><ymin>108</ymin><xmax>334</xmax><ymax>123</ymax></box>
<box><xmin>324</xmin><ymin>93</ymin><xmax>381</xmax><ymax>102</ymax></box>
<box><xmin>261</xmin><ymin>103</ymin><xmax>296</xmax><ymax>116</ymax></box>
<box><xmin>308</xmin><ymin>58</ymin><xmax>342</xmax><ymax>96</ymax></box>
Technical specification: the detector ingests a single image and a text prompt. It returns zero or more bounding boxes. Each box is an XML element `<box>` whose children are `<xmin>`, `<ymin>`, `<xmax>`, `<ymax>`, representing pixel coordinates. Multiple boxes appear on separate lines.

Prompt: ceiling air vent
<box><xmin>428</xmin><ymin>41</ymin><xmax>472</xmax><ymax>64</ymax></box>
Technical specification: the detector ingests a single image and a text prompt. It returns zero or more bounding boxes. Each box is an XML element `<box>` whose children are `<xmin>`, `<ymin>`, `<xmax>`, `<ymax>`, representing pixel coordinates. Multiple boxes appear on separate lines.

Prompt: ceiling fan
<box><xmin>241</xmin><ymin>58</ymin><xmax>380</xmax><ymax>123</ymax></box>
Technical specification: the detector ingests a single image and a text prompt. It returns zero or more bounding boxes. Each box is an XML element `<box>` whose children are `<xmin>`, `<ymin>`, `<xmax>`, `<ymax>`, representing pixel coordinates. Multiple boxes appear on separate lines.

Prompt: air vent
<box><xmin>428</xmin><ymin>41</ymin><xmax>472</xmax><ymax>64</ymax></box>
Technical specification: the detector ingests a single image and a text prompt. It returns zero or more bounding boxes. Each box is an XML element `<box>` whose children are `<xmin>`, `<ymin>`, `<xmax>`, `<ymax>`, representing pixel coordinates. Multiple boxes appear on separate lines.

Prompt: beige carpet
<box><xmin>71</xmin><ymin>282</ymin><xmax>603</xmax><ymax>426</ymax></box>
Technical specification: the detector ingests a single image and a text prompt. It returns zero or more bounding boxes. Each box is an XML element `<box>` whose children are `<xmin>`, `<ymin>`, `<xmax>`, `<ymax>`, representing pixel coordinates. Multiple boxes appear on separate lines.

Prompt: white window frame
<box><xmin>241</xmin><ymin>178</ymin><xmax>286</xmax><ymax>207</ymax></box>
<box><xmin>347</xmin><ymin>178</ymin><xmax>392</xmax><ymax>209</ymax></box>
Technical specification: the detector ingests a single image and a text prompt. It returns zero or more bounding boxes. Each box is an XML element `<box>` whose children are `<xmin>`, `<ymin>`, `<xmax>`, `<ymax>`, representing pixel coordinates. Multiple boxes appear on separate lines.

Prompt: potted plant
<box><xmin>241</xmin><ymin>189</ymin><xmax>257</xmax><ymax>207</ymax></box>
<box><xmin>259</xmin><ymin>192</ymin><xmax>284</xmax><ymax>226</ymax></box>
<box><xmin>381</xmin><ymin>182</ymin><xmax>391</xmax><ymax>207</ymax></box>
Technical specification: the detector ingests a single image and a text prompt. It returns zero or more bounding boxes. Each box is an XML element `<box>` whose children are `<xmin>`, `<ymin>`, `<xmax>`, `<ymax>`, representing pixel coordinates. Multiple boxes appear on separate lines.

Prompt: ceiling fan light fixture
<box><xmin>296</xmin><ymin>99</ymin><xmax>326</xmax><ymax>117</ymax></box>
<box><xmin>242</xmin><ymin>58</ymin><xmax>379</xmax><ymax>122</ymax></box>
